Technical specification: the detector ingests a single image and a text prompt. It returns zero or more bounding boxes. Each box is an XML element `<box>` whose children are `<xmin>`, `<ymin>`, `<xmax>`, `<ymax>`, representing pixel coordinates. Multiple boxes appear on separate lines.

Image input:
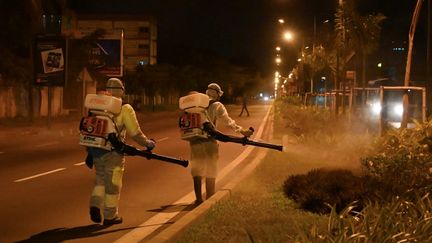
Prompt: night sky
<box><xmin>70</xmin><ymin>0</ymin><xmax>427</xmax><ymax>76</ymax></box>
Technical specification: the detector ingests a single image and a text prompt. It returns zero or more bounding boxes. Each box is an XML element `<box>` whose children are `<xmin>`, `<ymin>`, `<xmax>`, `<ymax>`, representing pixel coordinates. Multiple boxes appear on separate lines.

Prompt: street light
<box><xmin>283</xmin><ymin>31</ymin><xmax>293</xmax><ymax>41</ymax></box>
<box><xmin>275</xmin><ymin>19</ymin><xmax>294</xmax><ymax>98</ymax></box>
<box><xmin>274</xmin><ymin>71</ymin><xmax>280</xmax><ymax>98</ymax></box>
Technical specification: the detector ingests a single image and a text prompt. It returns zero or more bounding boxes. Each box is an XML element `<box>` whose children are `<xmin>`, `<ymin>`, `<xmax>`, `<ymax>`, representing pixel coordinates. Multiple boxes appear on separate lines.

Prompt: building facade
<box><xmin>62</xmin><ymin>12</ymin><xmax>157</xmax><ymax>72</ymax></box>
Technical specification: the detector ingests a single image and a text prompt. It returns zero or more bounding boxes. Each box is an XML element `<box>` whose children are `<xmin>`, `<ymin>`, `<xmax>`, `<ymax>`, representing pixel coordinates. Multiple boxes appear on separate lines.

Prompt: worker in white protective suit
<box><xmin>87</xmin><ymin>77</ymin><xmax>156</xmax><ymax>226</ymax></box>
<box><xmin>190</xmin><ymin>83</ymin><xmax>253</xmax><ymax>205</ymax></box>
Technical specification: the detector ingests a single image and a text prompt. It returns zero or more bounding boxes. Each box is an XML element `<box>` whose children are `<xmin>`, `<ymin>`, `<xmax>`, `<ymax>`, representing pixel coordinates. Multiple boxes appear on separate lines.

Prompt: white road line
<box><xmin>114</xmin><ymin>106</ymin><xmax>273</xmax><ymax>243</ymax></box>
<box><xmin>156</xmin><ymin>137</ymin><xmax>169</xmax><ymax>142</ymax></box>
<box><xmin>74</xmin><ymin>162</ymin><xmax>86</xmax><ymax>166</ymax></box>
<box><xmin>0</xmin><ymin>151</ymin><xmax>4</xmax><ymax>154</ymax></box>
<box><xmin>14</xmin><ymin>168</ymin><xmax>66</xmax><ymax>182</ymax></box>
<box><xmin>35</xmin><ymin>141</ymin><xmax>59</xmax><ymax>148</ymax></box>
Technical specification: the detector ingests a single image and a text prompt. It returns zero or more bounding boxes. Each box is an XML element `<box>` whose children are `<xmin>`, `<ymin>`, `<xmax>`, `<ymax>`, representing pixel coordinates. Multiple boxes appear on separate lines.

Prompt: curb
<box><xmin>148</xmin><ymin>148</ymin><xmax>269</xmax><ymax>243</ymax></box>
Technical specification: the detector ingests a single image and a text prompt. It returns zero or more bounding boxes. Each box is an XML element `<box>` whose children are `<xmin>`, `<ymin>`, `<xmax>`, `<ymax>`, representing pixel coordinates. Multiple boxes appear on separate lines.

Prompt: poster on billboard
<box><xmin>34</xmin><ymin>36</ymin><xmax>66</xmax><ymax>86</ymax></box>
<box><xmin>75</xmin><ymin>29</ymin><xmax>124</xmax><ymax>77</ymax></box>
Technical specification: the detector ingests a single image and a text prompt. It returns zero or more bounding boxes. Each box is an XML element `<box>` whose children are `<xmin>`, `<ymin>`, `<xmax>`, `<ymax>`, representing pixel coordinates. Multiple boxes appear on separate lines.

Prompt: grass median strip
<box><xmin>174</xmin><ymin>149</ymin><xmax>329</xmax><ymax>242</ymax></box>
<box><xmin>174</xmin><ymin>102</ymin><xmax>372</xmax><ymax>242</ymax></box>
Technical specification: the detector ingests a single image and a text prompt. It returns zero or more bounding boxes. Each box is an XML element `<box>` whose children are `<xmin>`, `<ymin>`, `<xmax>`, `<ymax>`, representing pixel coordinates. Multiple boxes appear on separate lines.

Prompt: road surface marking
<box><xmin>74</xmin><ymin>162</ymin><xmax>86</xmax><ymax>166</ymax></box>
<box><xmin>114</xmin><ymin>106</ymin><xmax>273</xmax><ymax>243</ymax></box>
<box><xmin>156</xmin><ymin>137</ymin><xmax>169</xmax><ymax>142</ymax></box>
<box><xmin>14</xmin><ymin>168</ymin><xmax>66</xmax><ymax>182</ymax></box>
<box><xmin>35</xmin><ymin>141</ymin><xmax>59</xmax><ymax>148</ymax></box>
<box><xmin>0</xmin><ymin>152</ymin><xmax>4</xmax><ymax>154</ymax></box>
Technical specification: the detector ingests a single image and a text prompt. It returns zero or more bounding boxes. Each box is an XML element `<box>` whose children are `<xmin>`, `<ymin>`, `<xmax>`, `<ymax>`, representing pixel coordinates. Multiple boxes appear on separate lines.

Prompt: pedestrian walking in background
<box><xmin>239</xmin><ymin>95</ymin><xmax>250</xmax><ymax>117</ymax></box>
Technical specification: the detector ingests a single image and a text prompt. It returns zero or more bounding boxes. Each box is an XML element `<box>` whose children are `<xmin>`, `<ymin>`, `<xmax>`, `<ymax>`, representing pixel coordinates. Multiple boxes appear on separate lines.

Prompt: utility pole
<box><xmin>427</xmin><ymin>0</ymin><xmax>431</xmax><ymax>116</ymax></box>
<box><xmin>401</xmin><ymin>0</ymin><xmax>423</xmax><ymax>128</ymax></box>
<box><xmin>29</xmin><ymin>0</ymin><xmax>44</xmax><ymax>122</ymax></box>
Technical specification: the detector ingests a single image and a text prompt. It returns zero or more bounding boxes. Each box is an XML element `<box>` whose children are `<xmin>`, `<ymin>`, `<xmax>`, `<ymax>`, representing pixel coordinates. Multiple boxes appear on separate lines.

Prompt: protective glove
<box><xmin>146</xmin><ymin>139</ymin><xmax>156</xmax><ymax>151</ymax></box>
<box><xmin>240</xmin><ymin>128</ymin><xmax>253</xmax><ymax>137</ymax></box>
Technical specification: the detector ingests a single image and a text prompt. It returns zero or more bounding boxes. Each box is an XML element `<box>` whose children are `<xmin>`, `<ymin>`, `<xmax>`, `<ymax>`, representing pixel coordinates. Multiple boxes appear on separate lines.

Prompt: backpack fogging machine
<box><xmin>79</xmin><ymin>93</ymin><xmax>189</xmax><ymax>168</ymax></box>
<box><xmin>178</xmin><ymin>93</ymin><xmax>283</xmax><ymax>152</ymax></box>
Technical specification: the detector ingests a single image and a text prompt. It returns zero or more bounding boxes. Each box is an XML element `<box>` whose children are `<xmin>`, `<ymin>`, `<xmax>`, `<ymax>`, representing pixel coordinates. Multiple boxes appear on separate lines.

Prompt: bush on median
<box><xmin>296</xmin><ymin>193</ymin><xmax>432</xmax><ymax>242</ymax></box>
<box><xmin>282</xmin><ymin>117</ymin><xmax>432</xmax><ymax>241</ymax></box>
<box><xmin>283</xmin><ymin>169</ymin><xmax>384</xmax><ymax>214</ymax></box>
<box><xmin>361</xmin><ymin>120</ymin><xmax>432</xmax><ymax>201</ymax></box>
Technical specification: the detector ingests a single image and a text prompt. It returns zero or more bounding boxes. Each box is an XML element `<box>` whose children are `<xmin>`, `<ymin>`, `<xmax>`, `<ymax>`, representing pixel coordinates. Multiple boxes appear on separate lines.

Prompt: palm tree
<box><xmin>334</xmin><ymin>0</ymin><xmax>386</xmax><ymax>105</ymax></box>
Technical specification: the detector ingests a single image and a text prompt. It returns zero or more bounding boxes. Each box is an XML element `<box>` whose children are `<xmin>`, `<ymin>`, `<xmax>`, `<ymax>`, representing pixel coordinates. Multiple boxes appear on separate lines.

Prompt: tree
<box><xmin>303</xmin><ymin>45</ymin><xmax>331</xmax><ymax>92</ymax></box>
<box><xmin>335</xmin><ymin>1</ymin><xmax>386</xmax><ymax>88</ymax></box>
<box><xmin>0</xmin><ymin>0</ymin><xmax>68</xmax><ymax>119</ymax></box>
<box><xmin>335</xmin><ymin>1</ymin><xmax>385</xmax><ymax>105</ymax></box>
<box><xmin>334</xmin><ymin>0</ymin><xmax>385</xmax><ymax>113</ymax></box>
<box><xmin>0</xmin><ymin>2</ymin><xmax>36</xmax><ymax>86</ymax></box>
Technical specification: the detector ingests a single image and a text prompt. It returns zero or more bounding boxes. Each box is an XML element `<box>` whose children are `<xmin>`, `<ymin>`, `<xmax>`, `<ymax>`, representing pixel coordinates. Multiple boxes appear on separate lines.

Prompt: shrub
<box><xmin>283</xmin><ymin>169</ymin><xmax>372</xmax><ymax>214</ymax></box>
<box><xmin>296</xmin><ymin>194</ymin><xmax>432</xmax><ymax>242</ymax></box>
<box><xmin>274</xmin><ymin>103</ymin><xmax>337</xmax><ymax>138</ymax></box>
<box><xmin>361</xmin><ymin>120</ymin><xmax>432</xmax><ymax>200</ymax></box>
<box><xmin>277</xmin><ymin>95</ymin><xmax>303</xmax><ymax>105</ymax></box>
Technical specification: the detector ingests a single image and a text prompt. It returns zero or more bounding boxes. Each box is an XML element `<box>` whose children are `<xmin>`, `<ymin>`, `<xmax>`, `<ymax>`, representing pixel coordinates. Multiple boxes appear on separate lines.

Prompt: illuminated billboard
<box><xmin>34</xmin><ymin>36</ymin><xmax>66</xmax><ymax>86</ymax></box>
<box><xmin>76</xmin><ymin>29</ymin><xmax>124</xmax><ymax>77</ymax></box>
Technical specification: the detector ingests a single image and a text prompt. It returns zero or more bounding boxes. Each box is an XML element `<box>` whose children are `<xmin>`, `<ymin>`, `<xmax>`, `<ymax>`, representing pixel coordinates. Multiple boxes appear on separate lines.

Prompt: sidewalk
<box><xmin>0</xmin><ymin>109</ymin><xmax>181</xmax><ymax>140</ymax></box>
<box><xmin>0</xmin><ymin>115</ymin><xmax>80</xmax><ymax>139</ymax></box>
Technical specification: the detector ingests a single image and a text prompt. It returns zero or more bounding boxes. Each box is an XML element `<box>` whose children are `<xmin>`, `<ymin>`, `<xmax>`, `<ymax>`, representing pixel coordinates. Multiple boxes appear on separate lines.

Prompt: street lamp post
<box><xmin>274</xmin><ymin>18</ymin><xmax>295</xmax><ymax>98</ymax></box>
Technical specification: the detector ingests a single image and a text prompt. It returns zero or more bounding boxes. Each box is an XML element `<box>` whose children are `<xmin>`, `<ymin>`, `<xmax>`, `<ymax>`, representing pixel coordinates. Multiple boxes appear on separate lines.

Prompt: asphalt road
<box><xmin>0</xmin><ymin>104</ymin><xmax>271</xmax><ymax>243</ymax></box>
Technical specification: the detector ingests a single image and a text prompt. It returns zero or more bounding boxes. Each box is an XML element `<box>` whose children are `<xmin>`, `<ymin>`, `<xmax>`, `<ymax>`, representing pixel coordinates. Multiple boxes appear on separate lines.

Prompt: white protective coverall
<box><xmin>190</xmin><ymin>83</ymin><xmax>252</xmax><ymax>204</ymax></box>
<box><xmin>190</xmin><ymin>100</ymin><xmax>243</xmax><ymax>178</ymax></box>
<box><xmin>88</xmin><ymin>78</ymin><xmax>154</xmax><ymax>224</ymax></box>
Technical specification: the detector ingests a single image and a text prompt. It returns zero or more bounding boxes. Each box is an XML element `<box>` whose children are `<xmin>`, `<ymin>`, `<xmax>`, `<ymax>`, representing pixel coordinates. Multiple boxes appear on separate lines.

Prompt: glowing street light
<box><xmin>275</xmin><ymin>57</ymin><xmax>282</xmax><ymax>64</ymax></box>
<box><xmin>278</xmin><ymin>19</ymin><xmax>285</xmax><ymax>24</ymax></box>
<box><xmin>283</xmin><ymin>31</ymin><xmax>293</xmax><ymax>41</ymax></box>
<box><xmin>275</xmin><ymin>46</ymin><xmax>281</xmax><ymax>51</ymax></box>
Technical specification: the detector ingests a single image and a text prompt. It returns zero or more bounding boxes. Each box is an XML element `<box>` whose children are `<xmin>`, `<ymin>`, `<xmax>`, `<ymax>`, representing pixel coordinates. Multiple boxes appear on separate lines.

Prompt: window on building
<box><xmin>139</xmin><ymin>27</ymin><xmax>149</xmax><ymax>33</ymax></box>
<box><xmin>138</xmin><ymin>44</ymin><xmax>149</xmax><ymax>49</ymax></box>
<box><xmin>42</xmin><ymin>14</ymin><xmax>62</xmax><ymax>34</ymax></box>
<box><xmin>138</xmin><ymin>60</ymin><xmax>148</xmax><ymax>66</ymax></box>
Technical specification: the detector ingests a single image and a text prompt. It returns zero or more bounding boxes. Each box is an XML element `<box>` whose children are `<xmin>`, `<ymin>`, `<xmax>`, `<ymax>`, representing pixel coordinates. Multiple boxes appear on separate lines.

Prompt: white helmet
<box><xmin>106</xmin><ymin>78</ymin><xmax>125</xmax><ymax>98</ymax></box>
<box><xmin>206</xmin><ymin>83</ymin><xmax>224</xmax><ymax>100</ymax></box>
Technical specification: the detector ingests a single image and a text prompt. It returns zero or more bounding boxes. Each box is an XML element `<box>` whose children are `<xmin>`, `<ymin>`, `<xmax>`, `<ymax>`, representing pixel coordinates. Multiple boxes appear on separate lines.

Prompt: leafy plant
<box><xmin>361</xmin><ymin>120</ymin><xmax>432</xmax><ymax>200</ymax></box>
<box><xmin>296</xmin><ymin>194</ymin><xmax>432</xmax><ymax>242</ymax></box>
